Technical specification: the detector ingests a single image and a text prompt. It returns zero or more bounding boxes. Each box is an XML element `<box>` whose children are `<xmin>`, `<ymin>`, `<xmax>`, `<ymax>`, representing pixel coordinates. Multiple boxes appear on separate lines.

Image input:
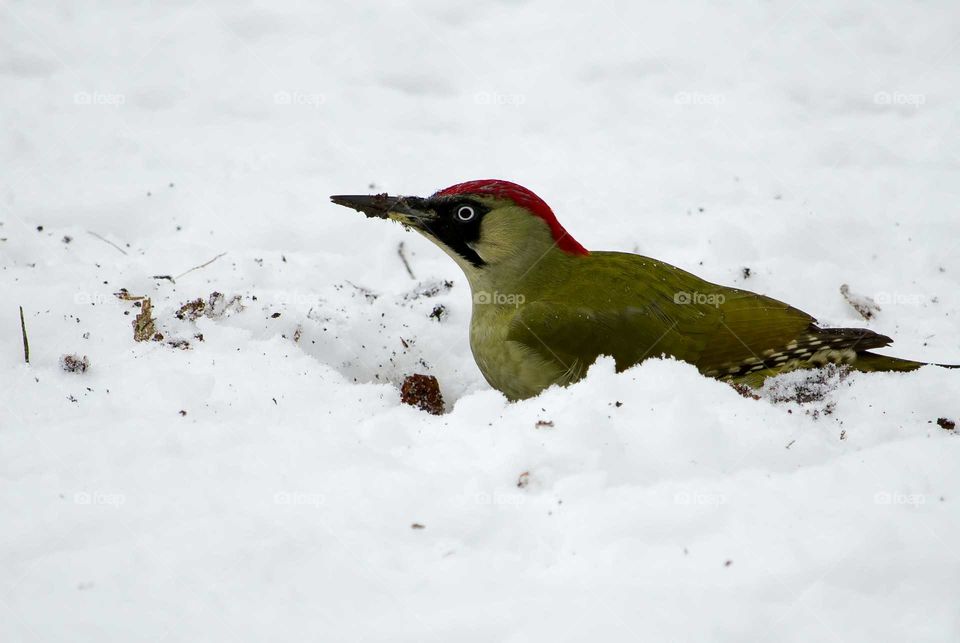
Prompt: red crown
<box><xmin>434</xmin><ymin>180</ymin><xmax>589</xmax><ymax>256</ymax></box>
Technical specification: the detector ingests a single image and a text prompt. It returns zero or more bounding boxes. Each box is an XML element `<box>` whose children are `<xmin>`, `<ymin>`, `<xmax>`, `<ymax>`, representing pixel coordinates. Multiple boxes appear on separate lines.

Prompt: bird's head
<box><xmin>331</xmin><ymin>180</ymin><xmax>588</xmax><ymax>281</ymax></box>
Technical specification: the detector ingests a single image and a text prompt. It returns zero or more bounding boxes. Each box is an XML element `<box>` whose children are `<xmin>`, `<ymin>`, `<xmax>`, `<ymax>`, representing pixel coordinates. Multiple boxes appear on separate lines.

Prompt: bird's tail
<box><xmin>724</xmin><ymin>324</ymin><xmax>956</xmax><ymax>387</ymax></box>
<box><xmin>853</xmin><ymin>351</ymin><xmax>960</xmax><ymax>373</ymax></box>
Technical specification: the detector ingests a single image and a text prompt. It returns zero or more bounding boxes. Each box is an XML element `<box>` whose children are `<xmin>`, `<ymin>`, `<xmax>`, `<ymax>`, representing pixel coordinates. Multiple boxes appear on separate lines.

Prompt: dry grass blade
<box><xmin>19</xmin><ymin>306</ymin><xmax>29</xmax><ymax>364</ymax></box>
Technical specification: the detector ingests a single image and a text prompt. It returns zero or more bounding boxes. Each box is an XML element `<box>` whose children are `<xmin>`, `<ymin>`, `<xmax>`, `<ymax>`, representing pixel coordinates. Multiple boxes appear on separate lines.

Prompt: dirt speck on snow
<box><xmin>60</xmin><ymin>354</ymin><xmax>89</xmax><ymax>373</ymax></box>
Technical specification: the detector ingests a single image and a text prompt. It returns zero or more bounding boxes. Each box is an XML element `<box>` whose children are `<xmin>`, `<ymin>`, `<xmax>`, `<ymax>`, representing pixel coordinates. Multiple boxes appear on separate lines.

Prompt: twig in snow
<box><xmin>19</xmin><ymin>306</ymin><xmax>29</xmax><ymax>364</ymax></box>
<box><xmin>175</xmin><ymin>252</ymin><xmax>227</xmax><ymax>281</ymax></box>
<box><xmin>149</xmin><ymin>253</ymin><xmax>227</xmax><ymax>285</ymax></box>
<box><xmin>86</xmin><ymin>231</ymin><xmax>128</xmax><ymax>255</ymax></box>
<box><xmin>397</xmin><ymin>242</ymin><xmax>415</xmax><ymax>280</ymax></box>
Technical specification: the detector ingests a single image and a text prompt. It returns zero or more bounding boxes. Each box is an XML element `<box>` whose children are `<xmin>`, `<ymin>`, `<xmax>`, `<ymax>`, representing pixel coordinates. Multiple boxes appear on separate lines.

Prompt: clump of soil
<box><xmin>60</xmin><ymin>354</ymin><xmax>89</xmax><ymax>373</ymax></box>
<box><xmin>763</xmin><ymin>364</ymin><xmax>851</xmax><ymax>405</ymax></box>
<box><xmin>128</xmin><ymin>292</ymin><xmax>243</xmax><ymax>348</ymax></box>
<box><xmin>176</xmin><ymin>292</ymin><xmax>244</xmax><ymax>321</ymax></box>
<box><xmin>205</xmin><ymin>291</ymin><xmax>244</xmax><ymax>318</ymax></box>
<box><xmin>400</xmin><ymin>374</ymin><xmax>444</xmax><ymax>415</ymax></box>
<box><xmin>175</xmin><ymin>298</ymin><xmax>206</xmax><ymax>321</ymax></box>
<box><xmin>730</xmin><ymin>383</ymin><xmax>760</xmax><ymax>400</ymax></box>
<box><xmin>759</xmin><ymin>364</ymin><xmax>851</xmax><ymax>421</ymax></box>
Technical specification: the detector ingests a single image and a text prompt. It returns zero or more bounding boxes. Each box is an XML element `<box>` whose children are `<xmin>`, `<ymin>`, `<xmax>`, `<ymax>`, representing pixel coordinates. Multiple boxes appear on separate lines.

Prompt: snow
<box><xmin>2</xmin><ymin>1</ymin><xmax>959</xmax><ymax>641</ymax></box>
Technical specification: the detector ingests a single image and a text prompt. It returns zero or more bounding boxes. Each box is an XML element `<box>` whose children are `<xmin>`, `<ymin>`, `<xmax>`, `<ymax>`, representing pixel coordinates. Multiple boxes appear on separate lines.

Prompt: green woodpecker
<box><xmin>332</xmin><ymin>180</ymin><xmax>955</xmax><ymax>401</ymax></box>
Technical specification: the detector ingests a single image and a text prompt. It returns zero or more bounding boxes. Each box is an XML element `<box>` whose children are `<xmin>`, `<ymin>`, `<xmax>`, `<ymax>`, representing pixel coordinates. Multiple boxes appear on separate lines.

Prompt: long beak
<box><xmin>330</xmin><ymin>194</ymin><xmax>435</xmax><ymax>228</ymax></box>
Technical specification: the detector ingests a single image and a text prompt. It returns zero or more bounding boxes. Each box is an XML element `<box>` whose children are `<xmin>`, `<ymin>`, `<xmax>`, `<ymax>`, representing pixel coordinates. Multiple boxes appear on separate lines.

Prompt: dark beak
<box><xmin>330</xmin><ymin>194</ymin><xmax>435</xmax><ymax>227</ymax></box>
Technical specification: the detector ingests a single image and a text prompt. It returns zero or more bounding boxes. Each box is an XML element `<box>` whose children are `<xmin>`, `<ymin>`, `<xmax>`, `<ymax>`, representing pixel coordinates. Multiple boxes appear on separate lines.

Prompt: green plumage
<box><xmin>496</xmin><ymin>251</ymin><xmax>927</xmax><ymax>398</ymax></box>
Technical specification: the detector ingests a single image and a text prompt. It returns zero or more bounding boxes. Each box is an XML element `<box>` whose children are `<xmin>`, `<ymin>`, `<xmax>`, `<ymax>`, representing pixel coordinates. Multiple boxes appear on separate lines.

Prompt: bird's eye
<box><xmin>455</xmin><ymin>205</ymin><xmax>475</xmax><ymax>221</ymax></box>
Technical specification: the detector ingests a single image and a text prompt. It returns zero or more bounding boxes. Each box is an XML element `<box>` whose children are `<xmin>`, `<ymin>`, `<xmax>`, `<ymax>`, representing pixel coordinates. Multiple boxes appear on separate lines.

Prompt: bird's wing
<box><xmin>505</xmin><ymin>254</ymin><xmax>827</xmax><ymax>379</ymax></box>
<box><xmin>681</xmin><ymin>288</ymin><xmax>817</xmax><ymax>375</ymax></box>
<box><xmin>504</xmin><ymin>302</ymin><xmax>672</xmax><ymax>384</ymax></box>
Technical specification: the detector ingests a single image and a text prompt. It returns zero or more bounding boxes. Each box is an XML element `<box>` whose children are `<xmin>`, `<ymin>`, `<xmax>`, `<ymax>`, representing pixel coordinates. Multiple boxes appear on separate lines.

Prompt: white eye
<box><xmin>456</xmin><ymin>205</ymin><xmax>475</xmax><ymax>221</ymax></box>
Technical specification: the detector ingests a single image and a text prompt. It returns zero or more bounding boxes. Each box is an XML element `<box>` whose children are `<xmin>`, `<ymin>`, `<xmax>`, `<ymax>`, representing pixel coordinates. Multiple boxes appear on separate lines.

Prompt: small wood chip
<box><xmin>114</xmin><ymin>288</ymin><xmax>146</xmax><ymax>301</ymax></box>
<box><xmin>133</xmin><ymin>298</ymin><xmax>156</xmax><ymax>342</ymax></box>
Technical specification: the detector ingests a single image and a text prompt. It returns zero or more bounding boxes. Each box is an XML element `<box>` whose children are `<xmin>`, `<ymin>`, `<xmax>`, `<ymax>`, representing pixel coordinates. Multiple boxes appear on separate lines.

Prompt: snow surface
<box><xmin>2</xmin><ymin>1</ymin><xmax>960</xmax><ymax>641</ymax></box>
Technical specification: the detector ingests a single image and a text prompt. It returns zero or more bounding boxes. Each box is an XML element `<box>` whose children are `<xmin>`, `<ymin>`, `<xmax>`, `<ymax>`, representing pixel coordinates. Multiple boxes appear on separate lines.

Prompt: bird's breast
<box><xmin>468</xmin><ymin>302</ymin><xmax>565</xmax><ymax>400</ymax></box>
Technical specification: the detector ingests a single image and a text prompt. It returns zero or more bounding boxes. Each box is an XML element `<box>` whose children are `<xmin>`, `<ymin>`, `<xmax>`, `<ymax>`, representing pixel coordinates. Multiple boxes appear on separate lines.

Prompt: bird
<box><xmin>331</xmin><ymin>180</ymin><xmax>955</xmax><ymax>401</ymax></box>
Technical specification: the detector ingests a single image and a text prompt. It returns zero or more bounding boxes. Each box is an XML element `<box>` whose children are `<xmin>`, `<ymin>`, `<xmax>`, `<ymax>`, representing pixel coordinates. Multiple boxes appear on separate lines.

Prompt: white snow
<box><xmin>2</xmin><ymin>1</ymin><xmax>960</xmax><ymax>641</ymax></box>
